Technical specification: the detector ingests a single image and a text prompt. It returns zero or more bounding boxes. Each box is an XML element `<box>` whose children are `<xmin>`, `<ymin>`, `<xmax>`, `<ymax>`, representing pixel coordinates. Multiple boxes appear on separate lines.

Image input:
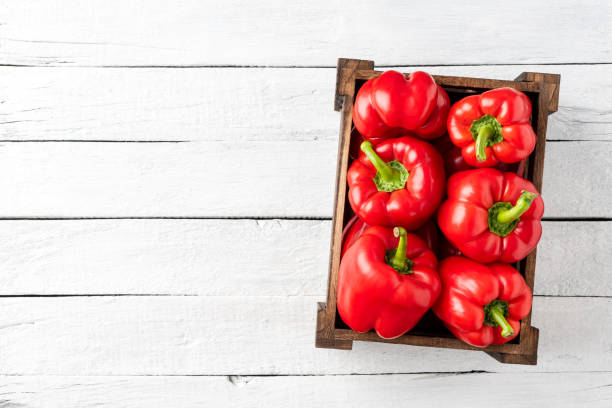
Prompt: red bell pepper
<box><xmin>437</xmin><ymin>168</ymin><xmax>544</xmax><ymax>263</ymax></box>
<box><xmin>352</xmin><ymin>78</ymin><xmax>404</xmax><ymax>141</ymax></box>
<box><xmin>371</xmin><ymin>70</ymin><xmax>438</xmax><ymax>130</ymax></box>
<box><xmin>413</xmin><ymin>86</ymin><xmax>451</xmax><ymax>140</ymax></box>
<box><xmin>433</xmin><ymin>133</ymin><xmax>527</xmax><ymax>176</ymax></box>
<box><xmin>352</xmin><ymin>70</ymin><xmax>441</xmax><ymax>141</ymax></box>
<box><xmin>338</xmin><ymin>226</ymin><xmax>441</xmax><ymax>339</ymax></box>
<box><xmin>432</xmin><ymin>256</ymin><xmax>532</xmax><ymax>347</ymax></box>
<box><xmin>447</xmin><ymin>87</ymin><xmax>536</xmax><ymax>167</ymax></box>
<box><xmin>342</xmin><ymin>216</ymin><xmax>438</xmax><ymax>256</ymax></box>
<box><xmin>348</xmin><ymin>137</ymin><xmax>445</xmax><ymax>230</ymax></box>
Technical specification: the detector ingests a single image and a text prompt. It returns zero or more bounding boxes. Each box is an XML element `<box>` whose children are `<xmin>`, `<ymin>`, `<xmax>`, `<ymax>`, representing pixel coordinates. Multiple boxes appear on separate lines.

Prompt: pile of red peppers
<box><xmin>338</xmin><ymin>70</ymin><xmax>541</xmax><ymax>347</ymax></box>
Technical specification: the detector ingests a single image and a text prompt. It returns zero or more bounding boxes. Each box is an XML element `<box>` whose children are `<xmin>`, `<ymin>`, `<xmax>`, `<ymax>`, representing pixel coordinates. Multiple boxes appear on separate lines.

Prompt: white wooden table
<box><xmin>1</xmin><ymin>1</ymin><xmax>611</xmax><ymax>406</ymax></box>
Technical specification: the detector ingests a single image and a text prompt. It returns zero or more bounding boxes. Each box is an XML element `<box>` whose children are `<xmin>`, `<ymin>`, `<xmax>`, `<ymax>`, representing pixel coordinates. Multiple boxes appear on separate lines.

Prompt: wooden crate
<box><xmin>315</xmin><ymin>58</ymin><xmax>560</xmax><ymax>365</ymax></box>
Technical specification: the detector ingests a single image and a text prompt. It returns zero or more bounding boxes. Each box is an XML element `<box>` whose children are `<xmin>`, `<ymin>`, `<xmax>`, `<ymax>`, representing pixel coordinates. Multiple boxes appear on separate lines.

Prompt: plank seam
<box><xmin>0</xmin><ymin>294</ymin><xmax>608</xmax><ymax>299</ymax></box>
<box><xmin>0</xmin><ymin>370</ymin><xmax>610</xmax><ymax>377</ymax></box>
<box><xmin>0</xmin><ymin>139</ymin><xmax>601</xmax><ymax>144</ymax></box>
<box><xmin>1</xmin><ymin>62</ymin><xmax>612</xmax><ymax>69</ymax></box>
<box><xmin>0</xmin><ymin>216</ymin><xmax>333</xmax><ymax>221</ymax></box>
<box><xmin>0</xmin><ymin>140</ymin><xmax>188</xmax><ymax>143</ymax></box>
<box><xmin>0</xmin><ymin>217</ymin><xmax>606</xmax><ymax>222</ymax></box>
<box><xmin>0</xmin><ymin>294</ymin><xmax>197</xmax><ymax>298</ymax></box>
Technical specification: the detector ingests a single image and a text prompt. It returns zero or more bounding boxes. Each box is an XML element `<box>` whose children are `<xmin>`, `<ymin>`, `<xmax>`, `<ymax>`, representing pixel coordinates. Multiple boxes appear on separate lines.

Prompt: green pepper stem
<box><xmin>388</xmin><ymin>227</ymin><xmax>408</xmax><ymax>271</ymax></box>
<box><xmin>497</xmin><ymin>190</ymin><xmax>538</xmax><ymax>224</ymax></box>
<box><xmin>360</xmin><ymin>141</ymin><xmax>398</xmax><ymax>181</ymax></box>
<box><xmin>475</xmin><ymin>124</ymin><xmax>495</xmax><ymax>162</ymax></box>
<box><xmin>488</xmin><ymin>303</ymin><xmax>514</xmax><ymax>338</ymax></box>
<box><xmin>385</xmin><ymin>227</ymin><xmax>414</xmax><ymax>275</ymax></box>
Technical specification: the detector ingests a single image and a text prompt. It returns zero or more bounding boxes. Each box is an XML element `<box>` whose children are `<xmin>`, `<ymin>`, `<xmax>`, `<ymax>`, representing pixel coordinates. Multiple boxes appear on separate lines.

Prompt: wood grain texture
<box><xmin>0</xmin><ymin>219</ymin><xmax>329</xmax><ymax>296</ymax></box>
<box><xmin>0</xmin><ymin>141</ymin><xmax>337</xmax><ymax>218</ymax></box>
<box><xmin>0</xmin><ymin>141</ymin><xmax>607</xmax><ymax>218</ymax></box>
<box><xmin>0</xmin><ymin>0</ymin><xmax>609</xmax><ymax>401</ymax></box>
<box><xmin>1</xmin><ymin>65</ymin><xmax>611</xmax><ymax>142</ymax></box>
<box><xmin>0</xmin><ymin>220</ymin><xmax>606</xmax><ymax>297</ymax></box>
<box><xmin>0</xmin><ymin>296</ymin><xmax>608</xmax><ymax>374</ymax></box>
<box><xmin>1</xmin><ymin>0</ymin><xmax>610</xmax><ymax>66</ymax></box>
<box><xmin>0</xmin><ymin>373</ymin><xmax>610</xmax><ymax>408</ymax></box>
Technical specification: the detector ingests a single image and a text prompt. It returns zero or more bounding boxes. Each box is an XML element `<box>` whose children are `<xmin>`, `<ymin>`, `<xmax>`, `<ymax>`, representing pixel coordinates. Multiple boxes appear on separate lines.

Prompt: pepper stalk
<box><xmin>497</xmin><ymin>190</ymin><xmax>538</xmax><ymax>224</ymax></box>
<box><xmin>475</xmin><ymin>125</ymin><xmax>496</xmax><ymax>162</ymax></box>
<box><xmin>469</xmin><ymin>114</ymin><xmax>503</xmax><ymax>162</ymax></box>
<box><xmin>484</xmin><ymin>300</ymin><xmax>514</xmax><ymax>338</ymax></box>
<box><xmin>488</xmin><ymin>190</ymin><xmax>538</xmax><ymax>237</ymax></box>
<box><xmin>386</xmin><ymin>227</ymin><xmax>414</xmax><ymax>275</ymax></box>
<box><xmin>360</xmin><ymin>141</ymin><xmax>409</xmax><ymax>193</ymax></box>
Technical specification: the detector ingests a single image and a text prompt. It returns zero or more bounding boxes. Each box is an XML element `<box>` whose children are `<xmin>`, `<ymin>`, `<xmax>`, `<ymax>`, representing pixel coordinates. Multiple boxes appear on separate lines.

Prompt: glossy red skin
<box><xmin>414</xmin><ymin>86</ymin><xmax>451</xmax><ymax>140</ymax></box>
<box><xmin>437</xmin><ymin>169</ymin><xmax>544</xmax><ymax>263</ymax></box>
<box><xmin>341</xmin><ymin>216</ymin><xmax>438</xmax><ymax>257</ymax></box>
<box><xmin>347</xmin><ymin>136</ymin><xmax>445</xmax><ymax>230</ymax></box>
<box><xmin>338</xmin><ymin>226</ymin><xmax>441</xmax><ymax>339</ymax></box>
<box><xmin>432</xmin><ymin>256</ymin><xmax>532</xmax><ymax>347</ymax></box>
<box><xmin>371</xmin><ymin>70</ymin><xmax>438</xmax><ymax>130</ymax></box>
<box><xmin>447</xmin><ymin>88</ymin><xmax>536</xmax><ymax>167</ymax></box>
<box><xmin>433</xmin><ymin>134</ymin><xmax>526</xmax><ymax>176</ymax></box>
<box><xmin>353</xmin><ymin>79</ymin><xmax>404</xmax><ymax>141</ymax></box>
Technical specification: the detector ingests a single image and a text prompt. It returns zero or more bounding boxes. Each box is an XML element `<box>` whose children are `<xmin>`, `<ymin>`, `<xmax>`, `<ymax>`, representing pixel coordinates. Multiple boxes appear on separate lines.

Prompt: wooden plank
<box><xmin>536</xmin><ymin>222</ymin><xmax>612</xmax><ymax>296</ymax></box>
<box><xmin>1</xmin><ymin>1</ymin><xmax>610</xmax><ymax>66</ymax></box>
<box><xmin>0</xmin><ymin>373</ymin><xmax>610</xmax><ymax>407</ymax></box>
<box><xmin>0</xmin><ymin>141</ymin><xmax>337</xmax><ymax>218</ymax></box>
<box><xmin>1</xmin><ymin>65</ymin><xmax>610</xmax><ymax>142</ymax></box>
<box><xmin>0</xmin><ymin>220</ymin><xmax>606</xmax><ymax>297</ymax></box>
<box><xmin>0</xmin><ymin>141</ymin><xmax>607</xmax><ymax>218</ymax></box>
<box><xmin>0</xmin><ymin>219</ymin><xmax>330</xmax><ymax>296</ymax></box>
<box><xmin>0</xmin><ymin>296</ymin><xmax>608</xmax><ymax>374</ymax></box>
